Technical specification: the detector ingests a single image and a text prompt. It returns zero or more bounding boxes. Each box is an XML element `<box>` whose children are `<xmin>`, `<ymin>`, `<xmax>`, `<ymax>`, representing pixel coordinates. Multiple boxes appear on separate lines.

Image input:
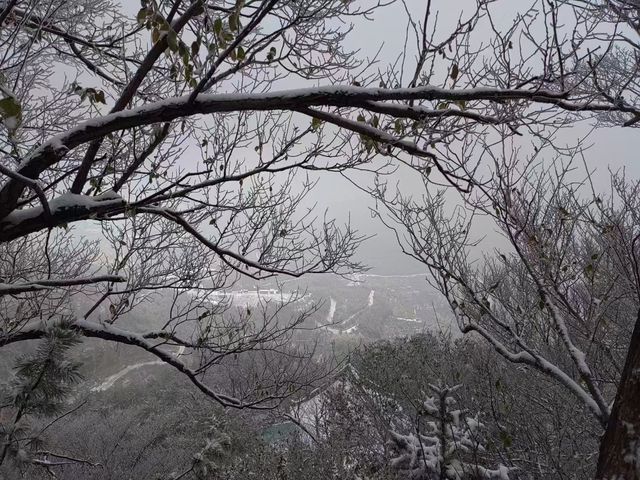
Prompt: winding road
<box><xmin>91</xmin><ymin>345</ymin><xmax>186</xmax><ymax>392</ymax></box>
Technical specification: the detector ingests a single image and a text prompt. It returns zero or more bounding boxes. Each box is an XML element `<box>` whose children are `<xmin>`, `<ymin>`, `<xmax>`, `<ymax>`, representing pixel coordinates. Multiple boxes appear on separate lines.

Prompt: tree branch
<box><xmin>0</xmin><ymin>83</ymin><xmax>585</xmax><ymax>223</ymax></box>
<box><xmin>2</xmin><ymin>319</ymin><xmax>276</xmax><ymax>410</ymax></box>
<box><xmin>0</xmin><ymin>275</ymin><xmax>126</xmax><ymax>295</ymax></box>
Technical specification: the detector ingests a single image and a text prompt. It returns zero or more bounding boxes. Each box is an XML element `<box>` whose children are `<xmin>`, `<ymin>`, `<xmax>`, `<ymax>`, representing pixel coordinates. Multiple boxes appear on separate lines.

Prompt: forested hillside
<box><xmin>1</xmin><ymin>1</ymin><xmax>640</xmax><ymax>478</ymax></box>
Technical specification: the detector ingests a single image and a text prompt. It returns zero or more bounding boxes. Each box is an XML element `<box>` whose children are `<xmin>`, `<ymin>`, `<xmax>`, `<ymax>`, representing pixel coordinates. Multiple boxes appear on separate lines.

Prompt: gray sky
<box><xmin>316</xmin><ymin>0</ymin><xmax>640</xmax><ymax>273</ymax></box>
<box><xmin>99</xmin><ymin>1</ymin><xmax>640</xmax><ymax>274</ymax></box>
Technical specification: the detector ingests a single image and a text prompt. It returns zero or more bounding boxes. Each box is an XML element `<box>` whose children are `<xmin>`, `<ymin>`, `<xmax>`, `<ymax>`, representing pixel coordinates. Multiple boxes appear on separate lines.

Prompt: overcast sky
<box><xmin>317</xmin><ymin>0</ymin><xmax>639</xmax><ymax>273</ymax></box>
<box><xmin>109</xmin><ymin>1</ymin><xmax>640</xmax><ymax>275</ymax></box>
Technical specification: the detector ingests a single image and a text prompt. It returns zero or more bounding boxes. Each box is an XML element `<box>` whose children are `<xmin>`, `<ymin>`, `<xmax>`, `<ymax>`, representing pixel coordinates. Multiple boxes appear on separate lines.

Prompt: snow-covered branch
<box><xmin>1</xmin><ymin>319</ymin><xmax>272</xmax><ymax>410</ymax></box>
<box><xmin>0</xmin><ymin>274</ymin><xmax>125</xmax><ymax>296</ymax></box>
<box><xmin>0</xmin><ymin>83</ymin><xmax>631</xmax><ymax>222</ymax></box>
<box><xmin>0</xmin><ymin>190</ymin><xmax>125</xmax><ymax>242</ymax></box>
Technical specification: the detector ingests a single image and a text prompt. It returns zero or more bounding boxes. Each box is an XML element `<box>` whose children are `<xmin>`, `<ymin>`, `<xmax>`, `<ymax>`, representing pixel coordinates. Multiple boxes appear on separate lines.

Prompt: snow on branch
<box><xmin>459</xmin><ymin>319</ymin><xmax>607</xmax><ymax>425</ymax></box>
<box><xmin>0</xmin><ymin>82</ymin><xmax>632</xmax><ymax>222</ymax></box>
<box><xmin>1</xmin><ymin>319</ymin><xmax>275</xmax><ymax>410</ymax></box>
<box><xmin>388</xmin><ymin>383</ymin><xmax>513</xmax><ymax>479</ymax></box>
<box><xmin>0</xmin><ymin>274</ymin><xmax>125</xmax><ymax>296</ymax></box>
<box><xmin>0</xmin><ymin>190</ymin><xmax>124</xmax><ymax>242</ymax></box>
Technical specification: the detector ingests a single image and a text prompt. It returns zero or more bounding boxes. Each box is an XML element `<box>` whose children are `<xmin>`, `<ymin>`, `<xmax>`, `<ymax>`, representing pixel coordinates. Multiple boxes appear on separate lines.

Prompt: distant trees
<box><xmin>377</xmin><ymin>128</ymin><xmax>640</xmax><ymax>479</ymax></box>
<box><xmin>366</xmin><ymin>1</ymin><xmax>640</xmax><ymax>477</ymax></box>
<box><xmin>284</xmin><ymin>335</ymin><xmax>533</xmax><ymax>479</ymax></box>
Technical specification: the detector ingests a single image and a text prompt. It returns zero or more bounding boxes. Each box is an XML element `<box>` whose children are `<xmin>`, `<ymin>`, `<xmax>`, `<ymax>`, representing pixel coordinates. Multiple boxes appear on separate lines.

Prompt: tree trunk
<box><xmin>596</xmin><ymin>309</ymin><xmax>640</xmax><ymax>479</ymax></box>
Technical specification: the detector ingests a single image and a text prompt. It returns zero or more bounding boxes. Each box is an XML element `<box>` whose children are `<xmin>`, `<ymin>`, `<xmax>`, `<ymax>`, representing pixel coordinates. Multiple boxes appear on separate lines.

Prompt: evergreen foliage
<box><xmin>0</xmin><ymin>324</ymin><xmax>82</xmax><ymax>468</ymax></box>
<box><xmin>388</xmin><ymin>384</ymin><xmax>511</xmax><ymax>480</ymax></box>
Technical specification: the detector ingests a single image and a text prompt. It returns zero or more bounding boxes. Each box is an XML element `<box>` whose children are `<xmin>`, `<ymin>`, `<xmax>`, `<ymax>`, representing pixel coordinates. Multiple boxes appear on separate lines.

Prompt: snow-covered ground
<box><xmin>347</xmin><ymin>273</ymin><xmax>427</xmax><ymax>285</ymax></box>
<box><xmin>91</xmin><ymin>345</ymin><xmax>185</xmax><ymax>392</ymax></box>
<box><xmin>90</xmin><ymin>360</ymin><xmax>163</xmax><ymax>392</ymax></box>
<box><xmin>320</xmin><ymin>291</ymin><xmax>374</xmax><ymax>335</ymax></box>
<box><xmin>188</xmin><ymin>287</ymin><xmax>304</xmax><ymax>307</ymax></box>
<box><xmin>342</xmin><ymin>325</ymin><xmax>358</xmax><ymax>334</ymax></box>
<box><xmin>326</xmin><ymin>298</ymin><xmax>336</xmax><ymax>324</ymax></box>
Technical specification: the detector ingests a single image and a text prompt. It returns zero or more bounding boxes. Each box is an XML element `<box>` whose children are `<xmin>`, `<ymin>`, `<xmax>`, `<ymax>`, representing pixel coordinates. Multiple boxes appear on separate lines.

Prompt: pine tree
<box><xmin>388</xmin><ymin>384</ymin><xmax>512</xmax><ymax>480</ymax></box>
<box><xmin>0</xmin><ymin>324</ymin><xmax>82</xmax><ymax>468</ymax></box>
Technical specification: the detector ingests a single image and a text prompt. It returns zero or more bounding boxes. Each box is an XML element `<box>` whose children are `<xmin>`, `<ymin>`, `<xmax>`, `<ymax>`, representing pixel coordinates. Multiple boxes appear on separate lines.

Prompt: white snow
<box><xmin>327</xmin><ymin>298</ymin><xmax>336</xmax><ymax>324</ymax></box>
<box><xmin>12</xmin><ymin>81</ymin><xmax>575</xmax><ymax>190</ymax></box>
<box><xmin>367</xmin><ymin>290</ymin><xmax>375</xmax><ymax>307</ymax></box>
<box><xmin>1</xmin><ymin>190</ymin><xmax>124</xmax><ymax>227</ymax></box>
<box><xmin>91</xmin><ymin>344</ymin><xmax>185</xmax><ymax>392</ymax></box>
<box><xmin>320</xmin><ymin>290</ymin><xmax>375</xmax><ymax>335</ymax></box>
<box><xmin>90</xmin><ymin>360</ymin><xmax>164</xmax><ymax>392</ymax></box>
<box><xmin>186</xmin><ymin>286</ymin><xmax>299</xmax><ymax>306</ymax></box>
<box><xmin>396</xmin><ymin>317</ymin><xmax>421</xmax><ymax>323</ymax></box>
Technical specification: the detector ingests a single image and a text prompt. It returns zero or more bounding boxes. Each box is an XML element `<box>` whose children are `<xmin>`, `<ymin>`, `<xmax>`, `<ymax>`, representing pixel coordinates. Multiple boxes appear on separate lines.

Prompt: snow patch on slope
<box><xmin>91</xmin><ymin>345</ymin><xmax>186</xmax><ymax>393</ymax></box>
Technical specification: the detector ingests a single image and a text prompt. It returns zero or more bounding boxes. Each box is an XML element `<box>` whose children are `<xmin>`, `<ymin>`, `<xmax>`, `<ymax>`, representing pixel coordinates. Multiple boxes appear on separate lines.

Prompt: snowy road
<box><xmin>327</xmin><ymin>298</ymin><xmax>336</xmax><ymax>324</ymax></box>
<box><xmin>91</xmin><ymin>345</ymin><xmax>186</xmax><ymax>392</ymax></box>
<box><xmin>320</xmin><ymin>290</ymin><xmax>375</xmax><ymax>335</ymax></box>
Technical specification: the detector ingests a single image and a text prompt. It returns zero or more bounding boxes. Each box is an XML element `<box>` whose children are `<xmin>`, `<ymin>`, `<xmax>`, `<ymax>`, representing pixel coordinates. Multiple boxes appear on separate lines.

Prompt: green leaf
<box><xmin>167</xmin><ymin>30</ymin><xmax>179</xmax><ymax>52</ymax></box>
<box><xmin>499</xmin><ymin>431</ymin><xmax>513</xmax><ymax>448</ymax></box>
<box><xmin>151</xmin><ymin>28</ymin><xmax>160</xmax><ymax>44</ymax></box>
<box><xmin>213</xmin><ymin>17</ymin><xmax>223</xmax><ymax>35</ymax></box>
<box><xmin>0</xmin><ymin>96</ymin><xmax>22</xmax><ymax>132</ymax></box>
<box><xmin>191</xmin><ymin>40</ymin><xmax>200</xmax><ymax>57</ymax></box>
<box><xmin>267</xmin><ymin>46</ymin><xmax>277</xmax><ymax>61</ymax></box>
<box><xmin>0</xmin><ymin>96</ymin><xmax>21</xmax><ymax>117</ymax></box>
<box><xmin>178</xmin><ymin>42</ymin><xmax>189</xmax><ymax>60</ymax></box>
<box><xmin>229</xmin><ymin>12</ymin><xmax>239</xmax><ymax>32</ymax></box>
<box><xmin>311</xmin><ymin>117</ymin><xmax>322</xmax><ymax>131</ymax></box>
<box><xmin>157</xmin><ymin>17</ymin><xmax>171</xmax><ymax>32</ymax></box>
<box><xmin>450</xmin><ymin>63</ymin><xmax>459</xmax><ymax>81</ymax></box>
<box><xmin>236</xmin><ymin>46</ymin><xmax>246</xmax><ymax>61</ymax></box>
<box><xmin>94</xmin><ymin>90</ymin><xmax>106</xmax><ymax>104</ymax></box>
<box><xmin>184</xmin><ymin>63</ymin><xmax>193</xmax><ymax>83</ymax></box>
<box><xmin>136</xmin><ymin>7</ymin><xmax>149</xmax><ymax>25</ymax></box>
